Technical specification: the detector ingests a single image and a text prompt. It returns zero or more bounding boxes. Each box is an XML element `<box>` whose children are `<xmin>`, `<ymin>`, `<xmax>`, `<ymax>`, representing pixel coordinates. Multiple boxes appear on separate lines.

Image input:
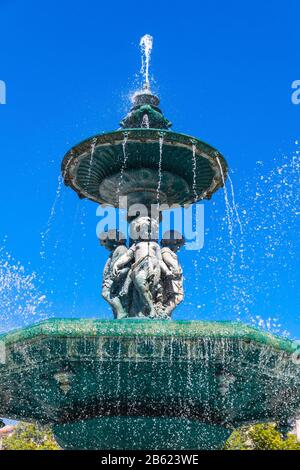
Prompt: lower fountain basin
<box><xmin>0</xmin><ymin>319</ymin><xmax>299</xmax><ymax>449</ymax></box>
<box><xmin>54</xmin><ymin>417</ymin><xmax>231</xmax><ymax>450</ymax></box>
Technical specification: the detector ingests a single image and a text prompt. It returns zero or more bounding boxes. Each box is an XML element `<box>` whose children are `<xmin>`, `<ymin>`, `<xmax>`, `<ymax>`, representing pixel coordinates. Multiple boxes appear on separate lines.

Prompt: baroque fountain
<box><xmin>0</xmin><ymin>35</ymin><xmax>299</xmax><ymax>450</ymax></box>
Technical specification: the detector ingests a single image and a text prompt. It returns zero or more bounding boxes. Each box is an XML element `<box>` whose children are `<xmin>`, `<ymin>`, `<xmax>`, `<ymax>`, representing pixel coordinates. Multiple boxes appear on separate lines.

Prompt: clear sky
<box><xmin>0</xmin><ymin>0</ymin><xmax>299</xmax><ymax>336</ymax></box>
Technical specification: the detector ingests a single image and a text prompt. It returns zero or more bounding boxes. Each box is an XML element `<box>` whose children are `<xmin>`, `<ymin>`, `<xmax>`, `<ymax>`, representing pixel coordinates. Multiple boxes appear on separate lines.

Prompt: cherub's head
<box><xmin>99</xmin><ymin>230</ymin><xmax>126</xmax><ymax>251</ymax></box>
<box><xmin>130</xmin><ymin>216</ymin><xmax>159</xmax><ymax>242</ymax></box>
<box><xmin>161</xmin><ymin>230</ymin><xmax>185</xmax><ymax>252</ymax></box>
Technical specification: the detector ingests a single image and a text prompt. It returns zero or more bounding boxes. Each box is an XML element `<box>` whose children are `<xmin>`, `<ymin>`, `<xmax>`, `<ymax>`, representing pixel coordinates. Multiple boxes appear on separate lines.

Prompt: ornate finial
<box><xmin>119</xmin><ymin>34</ymin><xmax>171</xmax><ymax>129</ymax></box>
<box><xmin>120</xmin><ymin>87</ymin><xmax>171</xmax><ymax>129</ymax></box>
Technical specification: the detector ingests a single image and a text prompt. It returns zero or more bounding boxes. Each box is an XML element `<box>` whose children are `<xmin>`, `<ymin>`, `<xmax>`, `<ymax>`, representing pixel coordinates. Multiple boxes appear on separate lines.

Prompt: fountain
<box><xmin>0</xmin><ymin>36</ymin><xmax>299</xmax><ymax>450</ymax></box>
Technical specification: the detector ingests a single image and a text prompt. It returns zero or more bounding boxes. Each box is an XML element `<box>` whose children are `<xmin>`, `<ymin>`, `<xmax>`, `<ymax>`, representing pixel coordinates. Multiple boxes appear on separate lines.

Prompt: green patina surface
<box><xmin>0</xmin><ymin>318</ymin><xmax>296</xmax><ymax>352</ymax></box>
<box><xmin>53</xmin><ymin>417</ymin><xmax>232</xmax><ymax>450</ymax></box>
<box><xmin>0</xmin><ymin>319</ymin><xmax>299</xmax><ymax>450</ymax></box>
<box><xmin>61</xmin><ymin>129</ymin><xmax>227</xmax><ymax>206</ymax></box>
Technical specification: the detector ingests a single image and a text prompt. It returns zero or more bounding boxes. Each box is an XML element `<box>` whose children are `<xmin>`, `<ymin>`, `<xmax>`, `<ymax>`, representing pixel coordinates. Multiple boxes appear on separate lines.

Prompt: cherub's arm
<box><xmin>102</xmin><ymin>257</ymin><xmax>112</xmax><ymax>285</ymax></box>
<box><xmin>103</xmin><ymin>257</ymin><xmax>111</xmax><ymax>275</ymax></box>
<box><xmin>162</xmin><ymin>251</ymin><xmax>179</xmax><ymax>272</ymax></box>
<box><xmin>156</xmin><ymin>245</ymin><xmax>173</xmax><ymax>277</ymax></box>
<box><xmin>113</xmin><ymin>248</ymin><xmax>134</xmax><ymax>276</ymax></box>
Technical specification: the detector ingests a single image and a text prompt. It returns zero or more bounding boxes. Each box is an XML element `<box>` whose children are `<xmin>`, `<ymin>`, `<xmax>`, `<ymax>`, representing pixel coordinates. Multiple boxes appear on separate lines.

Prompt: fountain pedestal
<box><xmin>0</xmin><ymin>319</ymin><xmax>299</xmax><ymax>449</ymax></box>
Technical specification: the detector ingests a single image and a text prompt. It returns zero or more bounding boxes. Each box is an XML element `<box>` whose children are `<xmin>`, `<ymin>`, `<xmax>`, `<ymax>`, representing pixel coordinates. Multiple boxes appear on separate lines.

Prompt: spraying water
<box><xmin>183</xmin><ymin>148</ymin><xmax>300</xmax><ymax>336</ymax></box>
<box><xmin>140</xmin><ymin>34</ymin><xmax>153</xmax><ymax>89</ymax></box>
<box><xmin>0</xmin><ymin>245</ymin><xmax>49</xmax><ymax>332</ymax></box>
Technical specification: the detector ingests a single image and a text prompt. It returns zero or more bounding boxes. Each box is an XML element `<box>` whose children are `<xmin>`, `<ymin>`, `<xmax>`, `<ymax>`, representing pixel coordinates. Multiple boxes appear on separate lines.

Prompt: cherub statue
<box><xmin>100</xmin><ymin>230</ymin><xmax>131</xmax><ymax>319</ymax></box>
<box><xmin>113</xmin><ymin>217</ymin><xmax>172</xmax><ymax>318</ymax></box>
<box><xmin>160</xmin><ymin>230</ymin><xmax>185</xmax><ymax>317</ymax></box>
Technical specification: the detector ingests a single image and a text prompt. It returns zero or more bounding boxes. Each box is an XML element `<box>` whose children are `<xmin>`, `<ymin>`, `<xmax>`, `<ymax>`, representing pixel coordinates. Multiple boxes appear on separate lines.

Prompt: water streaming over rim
<box><xmin>140</xmin><ymin>34</ymin><xmax>153</xmax><ymax>89</ymax></box>
<box><xmin>156</xmin><ymin>135</ymin><xmax>164</xmax><ymax>206</ymax></box>
<box><xmin>116</xmin><ymin>132</ymin><xmax>129</xmax><ymax>202</ymax></box>
<box><xmin>227</xmin><ymin>174</ymin><xmax>243</xmax><ymax>235</ymax></box>
<box><xmin>40</xmin><ymin>153</ymin><xmax>75</xmax><ymax>261</ymax></box>
<box><xmin>215</xmin><ymin>156</ymin><xmax>236</xmax><ymax>282</ymax></box>
<box><xmin>40</xmin><ymin>175</ymin><xmax>64</xmax><ymax>260</ymax></box>
<box><xmin>192</xmin><ymin>143</ymin><xmax>198</xmax><ymax>202</ymax></box>
<box><xmin>88</xmin><ymin>137</ymin><xmax>97</xmax><ymax>182</ymax></box>
<box><xmin>216</xmin><ymin>157</ymin><xmax>234</xmax><ymax>240</ymax></box>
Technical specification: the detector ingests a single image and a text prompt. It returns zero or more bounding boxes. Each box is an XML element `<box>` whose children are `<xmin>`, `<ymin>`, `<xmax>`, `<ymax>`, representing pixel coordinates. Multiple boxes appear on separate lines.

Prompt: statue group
<box><xmin>100</xmin><ymin>217</ymin><xmax>184</xmax><ymax>319</ymax></box>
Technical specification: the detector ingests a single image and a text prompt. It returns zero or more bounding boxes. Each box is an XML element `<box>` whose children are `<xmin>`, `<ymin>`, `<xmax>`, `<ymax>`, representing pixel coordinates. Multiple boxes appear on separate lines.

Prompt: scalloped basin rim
<box><xmin>0</xmin><ymin>319</ymin><xmax>296</xmax><ymax>354</ymax></box>
<box><xmin>61</xmin><ymin>128</ymin><xmax>228</xmax><ymax>207</ymax></box>
<box><xmin>63</xmin><ymin>128</ymin><xmax>225</xmax><ymax>160</ymax></box>
<box><xmin>61</xmin><ymin>128</ymin><xmax>228</xmax><ymax>177</ymax></box>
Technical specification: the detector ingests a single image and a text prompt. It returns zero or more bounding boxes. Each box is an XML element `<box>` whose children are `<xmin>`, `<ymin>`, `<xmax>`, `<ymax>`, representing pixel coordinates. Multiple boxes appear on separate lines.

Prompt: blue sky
<box><xmin>0</xmin><ymin>0</ymin><xmax>299</xmax><ymax>336</ymax></box>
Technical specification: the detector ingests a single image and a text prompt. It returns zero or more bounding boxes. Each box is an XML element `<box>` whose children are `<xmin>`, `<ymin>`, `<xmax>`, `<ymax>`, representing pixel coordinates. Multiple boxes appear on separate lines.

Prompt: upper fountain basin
<box><xmin>61</xmin><ymin>129</ymin><xmax>228</xmax><ymax>208</ymax></box>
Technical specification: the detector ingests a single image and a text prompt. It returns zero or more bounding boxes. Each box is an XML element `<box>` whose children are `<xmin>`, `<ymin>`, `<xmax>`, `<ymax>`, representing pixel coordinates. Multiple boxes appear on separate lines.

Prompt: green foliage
<box><xmin>2</xmin><ymin>422</ymin><xmax>60</xmax><ymax>450</ymax></box>
<box><xmin>225</xmin><ymin>423</ymin><xmax>300</xmax><ymax>450</ymax></box>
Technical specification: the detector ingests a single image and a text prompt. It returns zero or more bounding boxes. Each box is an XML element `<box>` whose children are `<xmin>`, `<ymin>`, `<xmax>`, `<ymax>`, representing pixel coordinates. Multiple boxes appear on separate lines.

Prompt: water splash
<box><xmin>0</xmin><ymin>245</ymin><xmax>49</xmax><ymax>332</ymax></box>
<box><xmin>156</xmin><ymin>135</ymin><xmax>164</xmax><ymax>206</ymax></box>
<box><xmin>140</xmin><ymin>34</ymin><xmax>153</xmax><ymax>89</ymax></box>
<box><xmin>250</xmin><ymin>315</ymin><xmax>289</xmax><ymax>337</ymax></box>
<box><xmin>183</xmin><ymin>147</ymin><xmax>300</xmax><ymax>336</ymax></box>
